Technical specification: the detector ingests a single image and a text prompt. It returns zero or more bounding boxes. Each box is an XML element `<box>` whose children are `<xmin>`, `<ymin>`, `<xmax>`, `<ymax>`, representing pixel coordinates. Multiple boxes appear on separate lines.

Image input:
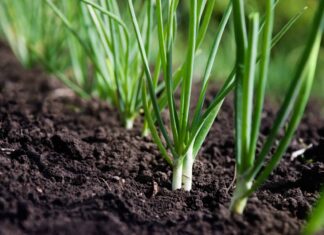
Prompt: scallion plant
<box><xmin>46</xmin><ymin>0</ymin><xmax>155</xmax><ymax>129</ymax></box>
<box><xmin>128</xmin><ymin>0</ymin><xmax>235</xmax><ymax>191</ymax></box>
<box><xmin>303</xmin><ymin>190</ymin><xmax>324</xmax><ymax>235</ymax></box>
<box><xmin>230</xmin><ymin>0</ymin><xmax>323</xmax><ymax>214</ymax></box>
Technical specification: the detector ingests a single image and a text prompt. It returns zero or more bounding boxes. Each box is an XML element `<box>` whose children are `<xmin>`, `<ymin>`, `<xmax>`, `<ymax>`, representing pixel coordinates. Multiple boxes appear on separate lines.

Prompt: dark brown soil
<box><xmin>0</xmin><ymin>41</ymin><xmax>324</xmax><ymax>235</ymax></box>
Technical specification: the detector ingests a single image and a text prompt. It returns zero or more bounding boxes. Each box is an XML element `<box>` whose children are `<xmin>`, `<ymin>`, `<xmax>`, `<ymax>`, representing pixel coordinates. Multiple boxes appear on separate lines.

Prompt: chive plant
<box><xmin>129</xmin><ymin>0</ymin><xmax>236</xmax><ymax>191</ymax></box>
<box><xmin>46</xmin><ymin>0</ymin><xmax>155</xmax><ymax>129</ymax></box>
<box><xmin>0</xmin><ymin>0</ymin><xmax>65</xmax><ymax>69</ymax></box>
<box><xmin>230</xmin><ymin>0</ymin><xmax>324</xmax><ymax>214</ymax></box>
<box><xmin>303</xmin><ymin>190</ymin><xmax>324</xmax><ymax>235</ymax></box>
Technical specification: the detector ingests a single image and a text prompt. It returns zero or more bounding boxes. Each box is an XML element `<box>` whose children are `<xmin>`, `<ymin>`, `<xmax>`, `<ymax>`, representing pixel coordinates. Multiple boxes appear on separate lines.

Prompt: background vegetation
<box><xmin>175</xmin><ymin>0</ymin><xmax>323</xmax><ymax>100</ymax></box>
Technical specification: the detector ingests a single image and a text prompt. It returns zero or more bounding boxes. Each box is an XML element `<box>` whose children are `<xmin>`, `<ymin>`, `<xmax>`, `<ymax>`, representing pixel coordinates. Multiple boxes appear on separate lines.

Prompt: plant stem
<box><xmin>230</xmin><ymin>176</ymin><xmax>252</xmax><ymax>214</ymax></box>
<box><xmin>172</xmin><ymin>160</ymin><xmax>183</xmax><ymax>190</ymax></box>
<box><xmin>182</xmin><ymin>143</ymin><xmax>194</xmax><ymax>191</ymax></box>
<box><xmin>142</xmin><ymin>121</ymin><xmax>150</xmax><ymax>137</ymax></box>
<box><xmin>125</xmin><ymin>117</ymin><xmax>134</xmax><ymax>129</ymax></box>
<box><xmin>232</xmin><ymin>0</ymin><xmax>247</xmax><ymax>174</ymax></box>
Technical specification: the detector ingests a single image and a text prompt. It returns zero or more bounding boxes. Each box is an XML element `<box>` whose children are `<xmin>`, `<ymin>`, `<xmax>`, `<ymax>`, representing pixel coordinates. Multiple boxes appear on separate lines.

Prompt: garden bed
<box><xmin>0</xmin><ymin>41</ymin><xmax>323</xmax><ymax>235</ymax></box>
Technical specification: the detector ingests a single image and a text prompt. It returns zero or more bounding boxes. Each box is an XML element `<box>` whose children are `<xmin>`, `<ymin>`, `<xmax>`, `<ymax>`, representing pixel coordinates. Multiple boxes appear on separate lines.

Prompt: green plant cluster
<box><xmin>0</xmin><ymin>0</ymin><xmax>66</xmax><ymax>68</ymax></box>
<box><xmin>0</xmin><ymin>0</ymin><xmax>323</xmax><ymax>233</ymax></box>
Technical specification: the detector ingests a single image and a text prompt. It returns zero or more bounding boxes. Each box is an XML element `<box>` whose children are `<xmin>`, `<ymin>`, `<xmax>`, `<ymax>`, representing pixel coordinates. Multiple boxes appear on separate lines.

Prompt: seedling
<box><xmin>230</xmin><ymin>0</ymin><xmax>323</xmax><ymax>214</ymax></box>
<box><xmin>46</xmin><ymin>0</ymin><xmax>155</xmax><ymax>128</ymax></box>
<box><xmin>129</xmin><ymin>0</ymin><xmax>235</xmax><ymax>191</ymax></box>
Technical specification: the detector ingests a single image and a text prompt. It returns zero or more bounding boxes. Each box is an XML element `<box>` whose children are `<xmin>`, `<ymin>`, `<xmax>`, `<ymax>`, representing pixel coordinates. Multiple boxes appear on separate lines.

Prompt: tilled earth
<box><xmin>0</xmin><ymin>42</ymin><xmax>324</xmax><ymax>234</ymax></box>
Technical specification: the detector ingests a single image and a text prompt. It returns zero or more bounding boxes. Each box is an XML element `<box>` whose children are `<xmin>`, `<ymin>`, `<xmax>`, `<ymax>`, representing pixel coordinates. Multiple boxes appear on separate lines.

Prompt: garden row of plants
<box><xmin>0</xmin><ymin>0</ymin><xmax>323</xmax><ymax>233</ymax></box>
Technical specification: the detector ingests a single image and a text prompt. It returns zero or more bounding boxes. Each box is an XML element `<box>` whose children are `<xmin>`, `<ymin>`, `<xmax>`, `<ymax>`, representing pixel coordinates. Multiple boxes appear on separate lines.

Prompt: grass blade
<box><xmin>241</xmin><ymin>13</ymin><xmax>259</xmax><ymax>170</ymax></box>
<box><xmin>248</xmin><ymin>0</ymin><xmax>274</xmax><ymax>164</ymax></box>
<box><xmin>191</xmin><ymin>3</ymin><xmax>232</xmax><ymax>130</ymax></box>
<box><xmin>179</xmin><ymin>0</ymin><xmax>198</xmax><ymax>151</ymax></box>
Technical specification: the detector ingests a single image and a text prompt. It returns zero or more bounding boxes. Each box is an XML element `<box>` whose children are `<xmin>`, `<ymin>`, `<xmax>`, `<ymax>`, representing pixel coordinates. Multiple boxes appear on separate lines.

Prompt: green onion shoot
<box><xmin>46</xmin><ymin>0</ymin><xmax>155</xmax><ymax>129</ymax></box>
<box><xmin>129</xmin><ymin>0</ymin><xmax>234</xmax><ymax>191</ymax></box>
<box><xmin>230</xmin><ymin>0</ymin><xmax>323</xmax><ymax>214</ymax></box>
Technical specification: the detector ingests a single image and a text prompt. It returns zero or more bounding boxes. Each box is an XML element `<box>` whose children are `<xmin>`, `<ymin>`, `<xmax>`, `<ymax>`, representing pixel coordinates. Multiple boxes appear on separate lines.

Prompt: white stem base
<box><xmin>230</xmin><ymin>178</ymin><xmax>252</xmax><ymax>214</ymax></box>
<box><xmin>142</xmin><ymin>125</ymin><xmax>150</xmax><ymax>137</ymax></box>
<box><xmin>172</xmin><ymin>162</ymin><xmax>183</xmax><ymax>190</ymax></box>
<box><xmin>182</xmin><ymin>144</ymin><xmax>194</xmax><ymax>191</ymax></box>
<box><xmin>125</xmin><ymin>118</ymin><xmax>134</xmax><ymax>129</ymax></box>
